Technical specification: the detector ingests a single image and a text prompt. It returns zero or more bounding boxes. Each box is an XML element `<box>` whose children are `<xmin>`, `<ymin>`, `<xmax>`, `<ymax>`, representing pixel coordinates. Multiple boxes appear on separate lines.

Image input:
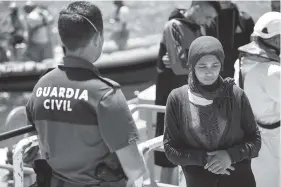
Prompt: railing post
<box><xmin>137</xmin><ymin>85</ymin><xmax>157</xmax><ymax>184</ymax></box>
<box><xmin>130</xmin><ymin>104</ymin><xmax>166</xmax><ymax>187</ymax></box>
<box><xmin>144</xmin><ymin>108</ymin><xmax>155</xmax><ymax>183</ymax></box>
<box><xmin>178</xmin><ymin>166</ymin><xmax>186</xmax><ymax>187</ymax></box>
<box><xmin>13</xmin><ymin>135</ymin><xmax>37</xmax><ymax>187</ymax></box>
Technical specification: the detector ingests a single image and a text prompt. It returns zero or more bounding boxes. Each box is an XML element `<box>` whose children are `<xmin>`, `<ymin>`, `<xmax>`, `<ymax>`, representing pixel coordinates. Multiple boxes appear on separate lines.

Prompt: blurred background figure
<box><xmin>110</xmin><ymin>0</ymin><xmax>128</xmax><ymax>23</ymax></box>
<box><xmin>271</xmin><ymin>0</ymin><xmax>280</xmax><ymax>12</ymax></box>
<box><xmin>0</xmin><ymin>1</ymin><xmax>14</xmax><ymax>63</ymax></box>
<box><xmin>8</xmin><ymin>2</ymin><xmax>26</xmax><ymax>61</ymax></box>
<box><xmin>207</xmin><ymin>1</ymin><xmax>254</xmax><ymax>78</ymax></box>
<box><xmin>110</xmin><ymin>0</ymin><xmax>130</xmax><ymax>50</ymax></box>
<box><xmin>234</xmin><ymin>11</ymin><xmax>281</xmax><ymax>187</ymax></box>
<box><xmin>23</xmin><ymin>0</ymin><xmax>54</xmax><ymax>62</ymax></box>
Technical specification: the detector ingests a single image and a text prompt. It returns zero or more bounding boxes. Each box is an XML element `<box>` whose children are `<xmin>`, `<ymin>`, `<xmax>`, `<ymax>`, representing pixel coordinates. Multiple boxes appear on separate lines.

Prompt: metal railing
<box><xmin>0</xmin><ymin>104</ymin><xmax>182</xmax><ymax>187</ymax></box>
<box><xmin>130</xmin><ymin>104</ymin><xmax>166</xmax><ymax>183</ymax></box>
<box><xmin>13</xmin><ymin>135</ymin><xmax>38</xmax><ymax>187</ymax></box>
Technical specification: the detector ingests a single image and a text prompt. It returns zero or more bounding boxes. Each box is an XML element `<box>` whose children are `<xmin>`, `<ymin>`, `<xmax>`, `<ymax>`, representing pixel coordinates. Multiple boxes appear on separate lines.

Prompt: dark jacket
<box><xmin>206</xmin><ymin>3</ymin><xmax>254</xmax><ymax>78</ymax></box>
<box><xmin>156</xmin><ymin>8</ymin><xmax>201</xmax><ymax>74</ymax></box>
<box><xmin>164</xmin><ymin>84</ymin><xmax>261</xmax><ymax>166</ymax></box>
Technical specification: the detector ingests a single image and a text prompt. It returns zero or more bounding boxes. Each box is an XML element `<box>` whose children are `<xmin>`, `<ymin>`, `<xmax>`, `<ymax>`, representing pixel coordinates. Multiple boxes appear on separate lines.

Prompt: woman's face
<box><xmin>194</xmin><ymin>55</ymin><xmax>221</xmax><ymax>85</ymax></box>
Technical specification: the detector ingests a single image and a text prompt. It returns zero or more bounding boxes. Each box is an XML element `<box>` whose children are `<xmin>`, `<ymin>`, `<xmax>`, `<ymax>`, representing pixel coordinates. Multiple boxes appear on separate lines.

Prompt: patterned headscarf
<box><xmin>187</xmin><ymin>36</ymin><xmax>235</xmax><ymax>119</ymax></box>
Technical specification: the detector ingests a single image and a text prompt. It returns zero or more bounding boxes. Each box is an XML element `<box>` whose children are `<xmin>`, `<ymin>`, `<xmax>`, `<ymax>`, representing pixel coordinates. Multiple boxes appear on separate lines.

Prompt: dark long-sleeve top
<box><xmin>157</xmin><ymin>17</ymin><xmax>201</xmax><ymax>75</ymax></box>
<box><xmin>163</xmin><ymin>85</ymin><xmax>261</xmax><ymax>167</ymax></box>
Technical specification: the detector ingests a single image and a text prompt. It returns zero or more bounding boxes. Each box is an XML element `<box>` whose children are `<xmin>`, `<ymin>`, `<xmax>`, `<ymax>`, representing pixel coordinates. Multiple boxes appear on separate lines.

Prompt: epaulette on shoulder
<box><xmin>99</xmin><ymin>77</ymin><xmax>120</xmax><ymax>88</ymax></box>
<box><xmin>39</xmin><ymin>68</ymin><xmax>54</xmax><ymax>79</ymax></box>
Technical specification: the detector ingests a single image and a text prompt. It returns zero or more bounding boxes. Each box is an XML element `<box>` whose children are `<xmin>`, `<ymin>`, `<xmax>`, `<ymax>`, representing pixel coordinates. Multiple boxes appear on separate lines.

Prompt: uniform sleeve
<box><xmin>164</xmin><ymin>93</ymin><xmax>207</xmax><ymax>166</ymax></box>
<box><xmin>26</xmin><ymin>98</ymin><xmax>35</xmax><ymax>128</ymax></box>
<box><xmin>226</xmin><ymin>91</ymin><xmax>261</xmax><ymax>164</ymax></box>
<box><xmin>97</xmin><ymin>88</ymin><xmax>139</xmax><ymax>152</ymax></box>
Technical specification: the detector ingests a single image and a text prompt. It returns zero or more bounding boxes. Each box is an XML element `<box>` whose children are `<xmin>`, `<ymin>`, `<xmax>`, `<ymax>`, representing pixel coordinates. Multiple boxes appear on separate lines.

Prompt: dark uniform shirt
<box><xmin>26</xmin><ymin>56</ymin><xmax>139</xmax><ymax>185</ymax></box>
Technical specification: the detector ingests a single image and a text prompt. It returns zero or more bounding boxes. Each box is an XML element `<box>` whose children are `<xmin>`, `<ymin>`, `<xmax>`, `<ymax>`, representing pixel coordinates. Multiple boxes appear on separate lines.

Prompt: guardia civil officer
<box><xmin>26</xmin><ymin>1</ymin><xmax>145</xmax><ymax>187</ymax></box>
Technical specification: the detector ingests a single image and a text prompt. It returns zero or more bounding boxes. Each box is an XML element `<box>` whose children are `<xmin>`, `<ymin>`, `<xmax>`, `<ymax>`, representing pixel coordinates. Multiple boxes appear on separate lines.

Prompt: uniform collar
<box><xmin>60</xmin><ymin>56</ymin><xmax>101</xmax><ymax>75</ymax></box>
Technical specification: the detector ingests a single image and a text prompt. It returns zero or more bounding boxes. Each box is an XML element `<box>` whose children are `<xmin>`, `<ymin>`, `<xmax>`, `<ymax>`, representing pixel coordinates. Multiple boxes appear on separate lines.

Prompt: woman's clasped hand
<box><xmin>204</xmin><ymin>150</ymin><xmax>234</xmax><ymax>175</ymax></box>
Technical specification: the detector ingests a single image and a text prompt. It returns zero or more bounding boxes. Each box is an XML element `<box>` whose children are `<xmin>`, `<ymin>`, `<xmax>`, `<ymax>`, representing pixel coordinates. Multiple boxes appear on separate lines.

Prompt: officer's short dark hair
<box><xmin>58</xmin><ymin>1</ymin><xmax>103</xmax><ymax>51</ymax></box>
<box><xmin>191</xmin><ymin>1</ymin><xmax>221</xmax><ymax>14</ymax></box>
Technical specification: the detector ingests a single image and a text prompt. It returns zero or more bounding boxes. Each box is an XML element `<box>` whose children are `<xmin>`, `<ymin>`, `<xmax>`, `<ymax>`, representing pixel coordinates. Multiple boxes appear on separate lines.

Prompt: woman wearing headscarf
<box><xmin>163</xmin><ymin>36</ymin><xmax>261</xmax><ymax>187</ymax></box>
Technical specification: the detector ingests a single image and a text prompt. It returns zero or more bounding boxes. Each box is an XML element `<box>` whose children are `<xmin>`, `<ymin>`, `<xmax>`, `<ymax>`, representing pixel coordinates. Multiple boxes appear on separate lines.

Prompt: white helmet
<box><xmin>252</xmin><ymin>12</ymin><xmax>281</xmax><ymax>39</ymax></box>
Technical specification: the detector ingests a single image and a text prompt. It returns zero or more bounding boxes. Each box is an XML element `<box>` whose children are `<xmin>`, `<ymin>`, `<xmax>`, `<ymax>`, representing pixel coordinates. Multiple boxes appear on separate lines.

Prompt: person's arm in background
<box><xmin>18</xmin><ymin>11</ymin><xmax>29</xmax><ymax>41</ymax></box>
<box><xmin>164</xmin><ymin>92</ymin><xmax>208</xmax><ymax>166</ymax></box>
<box><xmin>97</xmin><ymin>88</ymin><xmax>145</xmax><ymax>185</ymax></box>
<box><xmin>43</xmin><ymin>9</ymin><xmax>54</xmax><ymax>25</ymax></box>
<box><xmin>25</xmin><ymin>11</ymin><xmax>42</xmax><ymax>40</ymax></box>
<box><xmin>164</xmin><ymin>20</ymin><xmax>189</xmax><ymax>75</ymax></box>
<box><xmin>226</xmin><ymin>90</ymin><xmax>261</xmax><ymax>164</ymax></box>
<box><xmin>27</xmin><ymin>8</ymin><xmax>54</xmax><ymax>36</ymax></box>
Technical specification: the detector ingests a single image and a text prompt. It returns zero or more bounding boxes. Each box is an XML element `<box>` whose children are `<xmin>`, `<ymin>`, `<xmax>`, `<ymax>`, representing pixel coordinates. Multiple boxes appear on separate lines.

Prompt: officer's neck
<box><xmin>66</xmin><ymin>48</ymin><xmax>100</xmax><ymax>64</ymax></box>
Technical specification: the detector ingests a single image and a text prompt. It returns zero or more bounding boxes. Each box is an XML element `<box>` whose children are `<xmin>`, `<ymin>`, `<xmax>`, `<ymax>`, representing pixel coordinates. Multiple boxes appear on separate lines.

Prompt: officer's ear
<box><xmin>100</xmin><ymin>33</ymin><xmax>104</xmax><ymax>46</ymax></box>
<box><xmin>92</xmin><ymin>32</ymin><xmax>100</xmax><ymax>47</ymax></box>
<box><xmin>96</xmin><ymin>32</ymin><xmax>104</xmax><ymax>48</ymax></box>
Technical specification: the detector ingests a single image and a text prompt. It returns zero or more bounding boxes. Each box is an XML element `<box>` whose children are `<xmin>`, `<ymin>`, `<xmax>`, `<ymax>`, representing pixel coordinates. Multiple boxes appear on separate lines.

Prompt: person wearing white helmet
<box><xmin>233</xmin><ymin>11</ymin><xmax>281</xmax><ymax>187</ymax></box>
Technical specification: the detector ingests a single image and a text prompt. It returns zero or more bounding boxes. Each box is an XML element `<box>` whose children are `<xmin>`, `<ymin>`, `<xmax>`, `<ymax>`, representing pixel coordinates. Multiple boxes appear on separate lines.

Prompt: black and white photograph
<box><xmin>0</xmin><ymin>0</ymin><xmax>279</xmax><ymax>187</ymax></box>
